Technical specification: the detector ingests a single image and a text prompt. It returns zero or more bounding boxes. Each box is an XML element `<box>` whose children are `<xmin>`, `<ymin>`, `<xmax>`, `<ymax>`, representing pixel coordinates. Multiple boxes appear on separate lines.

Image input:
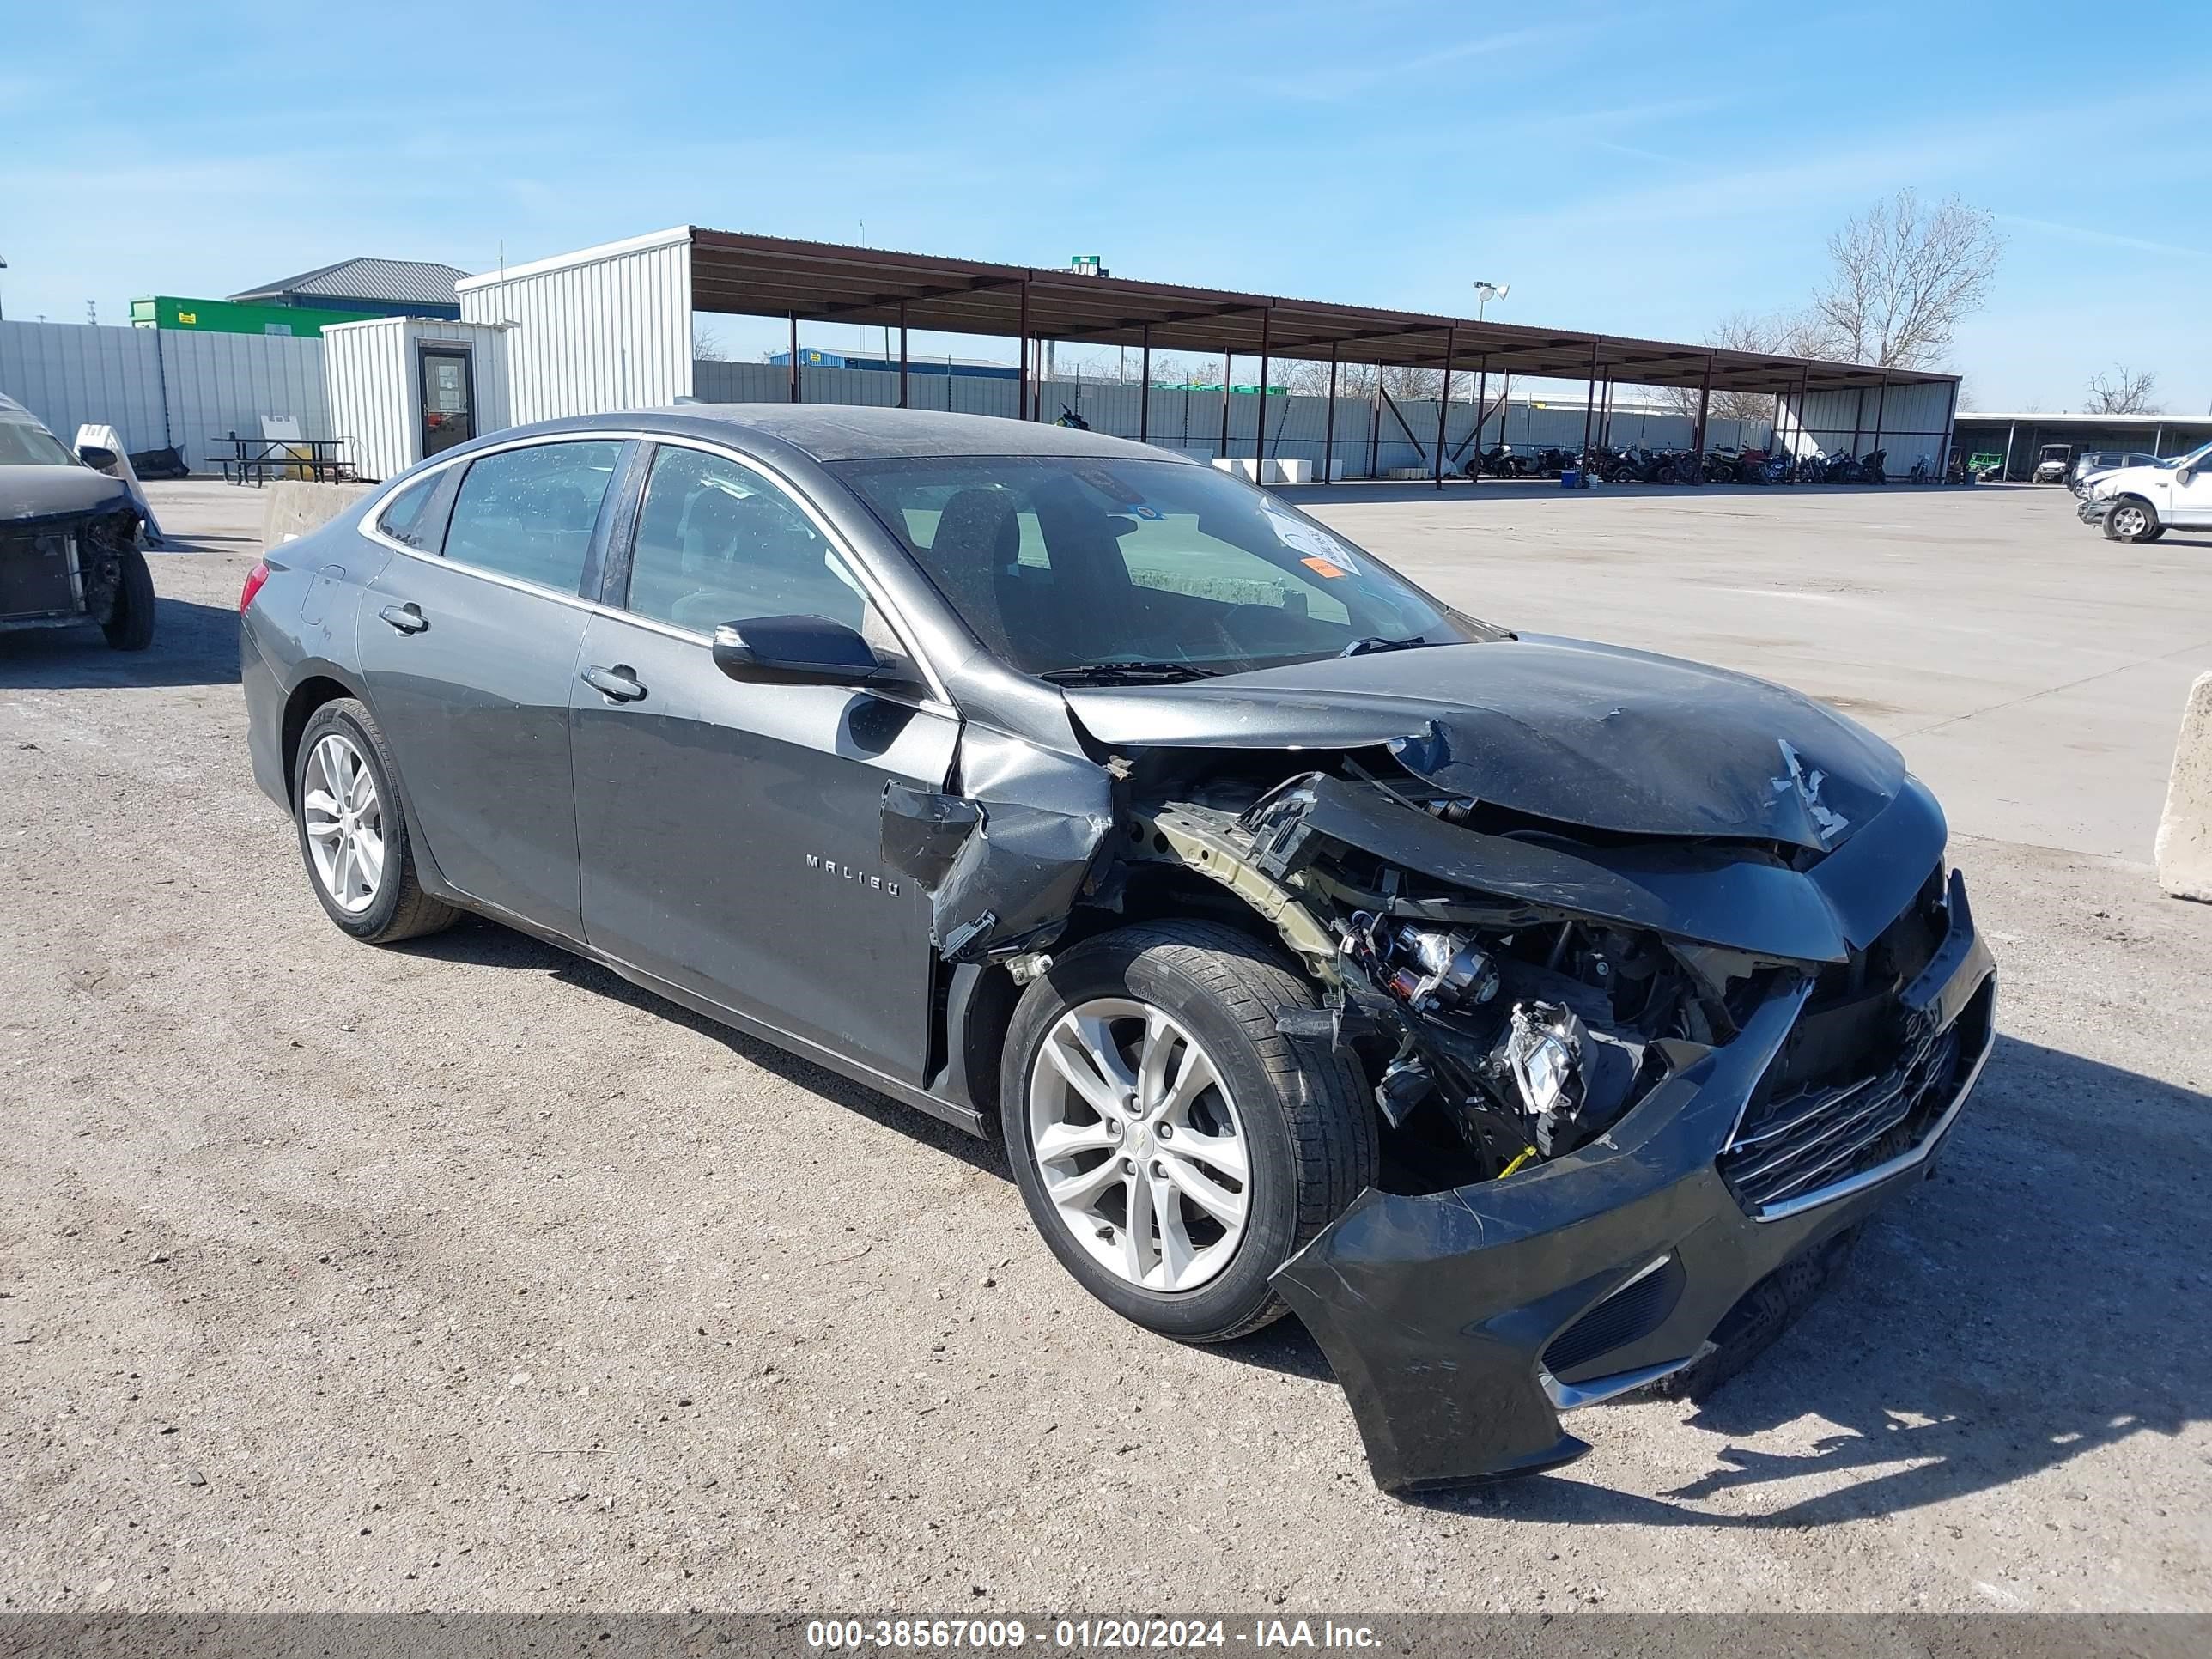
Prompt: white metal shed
<box><xmin>455</xmin><ymin>227</ymin><xmax>694</xmax><ymax>425</ymax></box>
<box><xmin>322</xmin><ymin>317</ymin><xmax>514</xmax><ymax>483</ymax></box>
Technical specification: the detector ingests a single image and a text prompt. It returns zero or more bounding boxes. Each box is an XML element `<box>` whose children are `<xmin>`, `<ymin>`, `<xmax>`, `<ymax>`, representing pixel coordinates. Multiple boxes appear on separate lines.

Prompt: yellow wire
<box><xmin>1498</xmin><ymin>1146</ymin><xmax>1539</xmax><ymax>1178</ymax></box>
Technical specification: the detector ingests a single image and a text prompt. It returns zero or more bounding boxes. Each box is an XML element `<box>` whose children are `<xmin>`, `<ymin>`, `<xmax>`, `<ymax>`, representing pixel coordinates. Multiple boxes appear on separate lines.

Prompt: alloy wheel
<box><xmin>2112</xmin><ymin>504</ymin><xmax>2148</xmax><ymax>539</ymax></box>
<box><xmin>301</xmin><ymin>732</ymin><xmax>386</xmax><ymax>915</ymax></box>
<box><xmin>1026</xmin><ymin>997</ymin><xmax>1251</xmax><ymax>1293</ymax></box>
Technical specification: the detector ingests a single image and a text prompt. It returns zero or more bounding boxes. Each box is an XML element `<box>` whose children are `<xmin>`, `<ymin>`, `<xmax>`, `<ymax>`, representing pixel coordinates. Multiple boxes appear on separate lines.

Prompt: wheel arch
<box><xmin>278</xmin><ymin>670</ymin><xmax>458</xmax><ymax>902</ymax></box>
<box><xmin>279</xmin><ymin>672</ymin><xmax>363</xmax><ymax>805</ymax></box>
<box><xmin>939</xmin><ymin>864</ymin><xmax>1327</xmax><ymax>1131</ymax></box>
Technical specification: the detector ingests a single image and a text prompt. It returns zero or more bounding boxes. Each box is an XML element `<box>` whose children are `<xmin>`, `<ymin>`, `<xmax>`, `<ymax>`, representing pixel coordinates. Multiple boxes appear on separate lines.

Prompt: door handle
<box><xmin>377</xmin><ymin>603</ymin><xmax>428</xmax><ymax>635</ymax></box>
<box><xmin>581</xmin><ymin>664</ymin><xmax>647</xmax><ymax>703</ymax></box>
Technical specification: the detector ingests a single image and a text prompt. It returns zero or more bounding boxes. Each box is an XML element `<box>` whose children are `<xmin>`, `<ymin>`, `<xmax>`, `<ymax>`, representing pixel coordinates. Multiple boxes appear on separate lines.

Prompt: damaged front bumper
<box><xmin>1270</xmin><ymin>870</ymin><xmax>1996</xmax><ymax>1492</ymax></box>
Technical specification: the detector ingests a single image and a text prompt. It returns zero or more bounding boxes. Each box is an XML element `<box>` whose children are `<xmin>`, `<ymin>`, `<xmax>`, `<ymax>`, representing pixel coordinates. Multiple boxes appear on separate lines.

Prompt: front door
<box><xmin>569</xmin><ymin>441</ymin><xmax>957</xmax><ymax>1083</ymax></box>
<box><xmin>2166</xmin><ymin>447</ymin><xmax>2212</xmax><ymax>527</ymax></box>
<box><xmin>420</xmin><ymin>349</ymin><xmax>474</xmax><ymax>458</ymax></box>
<box><xmin>359</xmin><ymin>437</ymin><xmax>626</xmax><ymax>938</ymax></box>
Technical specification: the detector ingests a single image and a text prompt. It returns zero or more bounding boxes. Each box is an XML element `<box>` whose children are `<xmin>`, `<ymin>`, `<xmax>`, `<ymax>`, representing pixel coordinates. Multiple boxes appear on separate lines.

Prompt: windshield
<box><xmin>0</xmin><ymin>417</ymin><xmax>80</xmax><ymax>468</ymax></box>
<box><xmin>834</xmin><ymin>454</ymin><xmax>1498</xmax><ymax>680</ymax></box>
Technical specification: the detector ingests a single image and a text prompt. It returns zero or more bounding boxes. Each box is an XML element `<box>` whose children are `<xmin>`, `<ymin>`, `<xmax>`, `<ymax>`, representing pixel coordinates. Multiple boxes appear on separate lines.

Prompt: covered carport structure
<box><xmin>458</xmin><ymin>226</ymin><xmax>1961</xmax><ymax>487</ymax></box>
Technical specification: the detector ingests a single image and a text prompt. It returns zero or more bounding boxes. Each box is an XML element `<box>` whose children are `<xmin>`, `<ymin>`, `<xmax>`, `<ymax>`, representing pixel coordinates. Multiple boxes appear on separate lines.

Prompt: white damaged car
<box><xmin>2077</xmin><ymin>440</ymin><xmax>2212</xmax><ymax>543</ymax></box>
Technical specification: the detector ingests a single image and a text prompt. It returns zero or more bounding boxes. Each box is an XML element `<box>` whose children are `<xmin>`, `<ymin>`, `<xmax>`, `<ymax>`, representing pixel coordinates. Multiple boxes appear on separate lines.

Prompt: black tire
<box><xmin>101</xmin><ymin>548</ymin><xmax>155</xmax><ymax>651</ymax></box>
<box><xmin>1000</xmin><ymin>920</ymin><xmax>1377</xmax><ymax>1343</ymax></box>
<box><xmin>2104</xmin><ymin>497</ymin><xmax>2160</xmax><ymax>543</ymax></box>
<box><xmin>292</xmin><ymin>697</ymin><xmax>459</xmax><ymax>944</ymax></box>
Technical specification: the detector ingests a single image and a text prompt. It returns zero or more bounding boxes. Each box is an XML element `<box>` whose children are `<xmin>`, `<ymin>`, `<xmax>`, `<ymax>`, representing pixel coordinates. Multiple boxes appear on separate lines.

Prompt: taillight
<box><xmin>240</xmin><ymin>559</ymin><xmax>271</xmax><ymax>613</ymax></box>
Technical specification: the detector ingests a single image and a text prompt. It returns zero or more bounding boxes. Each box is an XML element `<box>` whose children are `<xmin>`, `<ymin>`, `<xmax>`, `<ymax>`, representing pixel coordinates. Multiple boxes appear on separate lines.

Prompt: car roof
<box><xmin>511</xmin><ymin>404</ymin><xmax>1199</xmax><ymax>465</ymax></box>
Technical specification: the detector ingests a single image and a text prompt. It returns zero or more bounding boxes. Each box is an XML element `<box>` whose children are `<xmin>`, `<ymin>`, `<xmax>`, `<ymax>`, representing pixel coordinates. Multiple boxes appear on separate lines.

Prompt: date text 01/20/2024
<box><xmin>805</xmin><ymin>1619</ymin><xmax>1381</xmax><ymax>1650</ymax></box>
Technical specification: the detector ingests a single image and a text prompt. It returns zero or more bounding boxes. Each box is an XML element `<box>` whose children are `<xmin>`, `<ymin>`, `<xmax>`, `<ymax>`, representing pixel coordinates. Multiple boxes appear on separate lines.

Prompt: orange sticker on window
<box><xmin>1301</xmin><ymin>555</ymin><xmax>1347</xmax><ymax>579</ymax></box>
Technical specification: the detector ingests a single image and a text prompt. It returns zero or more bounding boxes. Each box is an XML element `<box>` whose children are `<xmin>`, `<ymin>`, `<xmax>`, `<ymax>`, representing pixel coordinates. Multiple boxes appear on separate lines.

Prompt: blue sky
<box><xmin>5</xmin><ymin>0</ymin><xmax>2208</xmax><ymax>412</ymax></box>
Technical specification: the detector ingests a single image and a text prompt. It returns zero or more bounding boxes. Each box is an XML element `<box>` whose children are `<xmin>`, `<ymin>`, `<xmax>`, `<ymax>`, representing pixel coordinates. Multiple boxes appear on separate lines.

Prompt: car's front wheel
<box><xmin>1001</xmin><ymin>921</ymin><xmax>1376</xmax><ymax>1343</ymax></box>
<box><xmin>101</xmin><ymin>548</ymin><xmax>155</xmax><ymax>650</ymax></box>
<box><xmin>292</xmin><ymin>698</ymin><xmax>458</xmax><ymax>944</ymax></box>
<box><xmin>2104</xmin><ymin>497</ymin><xmax>2160</xmax><ymax>543</ymax></box>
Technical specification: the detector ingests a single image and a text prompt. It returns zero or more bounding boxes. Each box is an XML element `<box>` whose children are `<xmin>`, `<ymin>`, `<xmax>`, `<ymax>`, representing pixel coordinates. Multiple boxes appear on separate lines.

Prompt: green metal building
<box><xmin>129</xmin><ymin>295</ymin><xmax>376</xmax><ymax>339</ymax></box>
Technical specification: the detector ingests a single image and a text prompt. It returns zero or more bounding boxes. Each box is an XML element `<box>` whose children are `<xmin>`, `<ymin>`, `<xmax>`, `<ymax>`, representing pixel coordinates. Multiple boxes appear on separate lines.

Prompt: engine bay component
<box><xmin>1387</xmin><ymin>922</ymin><xmax>1498</xmax><ymax>1012</ymax></box>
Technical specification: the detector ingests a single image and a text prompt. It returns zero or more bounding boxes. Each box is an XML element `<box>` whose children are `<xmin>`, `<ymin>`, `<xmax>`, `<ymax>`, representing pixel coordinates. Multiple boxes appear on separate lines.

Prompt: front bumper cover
<box><xmin>1271</xmin><ymin>871</ymin><xmax>1996</xmax><ymax>1492</ymax></box>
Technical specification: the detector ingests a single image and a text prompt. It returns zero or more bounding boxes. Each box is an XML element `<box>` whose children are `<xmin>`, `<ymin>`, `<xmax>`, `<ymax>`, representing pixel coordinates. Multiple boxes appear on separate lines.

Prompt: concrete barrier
<box><xmin>2155</xmin><ymin>671</ymin><xmax>2212</xmax><ymax>902</ymax></box>
<box><xmin>261</xmin><ymin>480</ymin><xmax>374</xmax><ymax>552</ymax></box>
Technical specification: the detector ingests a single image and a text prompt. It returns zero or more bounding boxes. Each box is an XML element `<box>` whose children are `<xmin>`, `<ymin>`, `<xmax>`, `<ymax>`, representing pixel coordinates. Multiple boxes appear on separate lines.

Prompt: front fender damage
<box><xmin>880</xmin><ymin>726</ymin><xmax>1117</xmax><ymax>963</ymax></box>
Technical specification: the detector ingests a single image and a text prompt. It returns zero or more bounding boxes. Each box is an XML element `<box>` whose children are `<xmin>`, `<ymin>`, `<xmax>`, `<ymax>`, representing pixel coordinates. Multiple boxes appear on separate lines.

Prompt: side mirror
<box><xmin>713</xmin><ymin>614</ymin><xmax>882</xmax><ymax>685</ymax></box>
<box><xmin>78</xmin><ymin>445</ymin><xmax>119</xmax><ymax>471</ymax></box>
<box><xmin>2179</xmin><ymin>470</ymin><xmax>2196</xmax><ymax>488</ymax></box>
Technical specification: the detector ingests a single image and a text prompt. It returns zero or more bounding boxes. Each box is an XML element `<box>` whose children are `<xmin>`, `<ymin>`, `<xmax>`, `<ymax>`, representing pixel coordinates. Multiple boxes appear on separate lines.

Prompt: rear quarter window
<box><xmin>375</xmin><ymin>473</ymin><xmax>445</xmax><ymax>549</ymax></box>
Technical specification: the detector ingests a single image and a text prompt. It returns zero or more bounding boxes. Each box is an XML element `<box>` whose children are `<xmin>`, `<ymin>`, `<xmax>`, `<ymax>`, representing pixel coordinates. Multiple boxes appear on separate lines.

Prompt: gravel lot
<box><xmin>2</xmin><ymin>479</ymin><xmax>2207</xmax><ymax>1614</ymax></box>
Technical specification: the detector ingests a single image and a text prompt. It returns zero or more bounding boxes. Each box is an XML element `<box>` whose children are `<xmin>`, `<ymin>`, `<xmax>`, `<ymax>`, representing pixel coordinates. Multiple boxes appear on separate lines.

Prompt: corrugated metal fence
<box><xmin>1778</xmin><ymin>382</ymin><xmax>1954</xmax><ymax>469</ymax></box>
<box><xmin>691</xmin><ymin>359</ymin><xmax>1765</xmax><ymax>475</ymax></box>
<box><xmin>1</xmin><ymin>319</ymin><xmax>326</xmax><ymax>469</ymax></box>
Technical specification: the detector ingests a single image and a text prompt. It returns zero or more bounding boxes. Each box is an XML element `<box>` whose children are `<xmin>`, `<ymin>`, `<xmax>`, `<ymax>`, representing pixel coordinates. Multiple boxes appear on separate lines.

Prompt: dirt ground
<box><xmin>1</xmin><ymin>480</ymin><xmax>2207</xmax><ymax>1614</ymax></box>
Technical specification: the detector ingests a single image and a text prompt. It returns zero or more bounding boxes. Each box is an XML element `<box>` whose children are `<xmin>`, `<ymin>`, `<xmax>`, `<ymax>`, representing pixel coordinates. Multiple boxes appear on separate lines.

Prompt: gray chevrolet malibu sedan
<box><xmin>242</xmin><ymin>407</ymin><xmax>1994</xmax><ymax>1491</ymax></box>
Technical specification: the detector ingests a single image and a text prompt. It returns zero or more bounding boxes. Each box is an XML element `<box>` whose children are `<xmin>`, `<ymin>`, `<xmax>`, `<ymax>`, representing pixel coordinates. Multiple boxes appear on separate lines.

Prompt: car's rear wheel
<box><xmin>292</xmin><ymin>698</ymin><xmax>458</xmax><ymax>944</ymax></box>
<box><xmin>2105</xmin><ymin>498</ymin><xmax>2159</xmax><ymax>543</ymax></box>
<box><xmin>1001</xmin><ymin>921</ymin><xmax>1376</xmax><ymax>1343</ymax></box>
<box><xmin>101</xmin><ymin>548</ymin><xmax>155</xmax><ymax>651</ymax></box>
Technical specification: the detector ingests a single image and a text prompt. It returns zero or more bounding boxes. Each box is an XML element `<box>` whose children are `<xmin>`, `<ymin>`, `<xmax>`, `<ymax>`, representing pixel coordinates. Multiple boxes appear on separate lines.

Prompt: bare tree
<box><xmin>2085</xmin><ymin>365</ymin><xmax>2160</xmax><ymax>414</ymax></box>
<box><xmin>1810</xmin><ymin>189</ymin><xmax>2002</xmax><ymax>368</ymax></box>
<box><xmin>692</xmin><ymin>322</ymin><xmax>732</xmax><ymax>362</ymax></box>
<box><xmin>1279</xmin><ymin>359</ymin><xmax>1448</xmax><ymax>400</ymax></box>
<box><xmin>1651</xmin><ymin>311</ymin><xmax>1833</xmax><ymax>422</ymax></box>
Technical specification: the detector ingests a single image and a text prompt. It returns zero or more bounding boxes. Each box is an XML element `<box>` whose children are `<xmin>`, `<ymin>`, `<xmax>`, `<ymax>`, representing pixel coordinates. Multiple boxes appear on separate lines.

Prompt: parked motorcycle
<box><xmin>1462</xmin><ymin>443</ymin><xmax>1528</xmax><ymax>480</ymax></box>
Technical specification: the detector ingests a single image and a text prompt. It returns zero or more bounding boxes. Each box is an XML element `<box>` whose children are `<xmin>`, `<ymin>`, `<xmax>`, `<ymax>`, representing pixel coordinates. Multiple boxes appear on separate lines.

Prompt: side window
<box><xmin>375</xmin><ymin>472</ymin><xmax>444</xmax><ymax>549</ymax></box>
<box><xmin>624</xmin><ymin>446</ymin><xmax>866</xmax><ymax>635</ymax></box>
<box><xmin>442</xmin><ymin>441</ymin><xmax>623</xmax><ymax>592</ymax></box>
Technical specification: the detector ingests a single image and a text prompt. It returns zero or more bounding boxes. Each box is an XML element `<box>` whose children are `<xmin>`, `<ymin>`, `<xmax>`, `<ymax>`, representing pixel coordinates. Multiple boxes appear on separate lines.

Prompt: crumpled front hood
<box><xmin>1065</xmin><ymin>635</ymin><xmax>1905</xmax><ymax>853</ymax></box>
<box><xmin>2</xmin><ymin>465</ymin><xmax>134</xmax><ymax>524</ymax></box>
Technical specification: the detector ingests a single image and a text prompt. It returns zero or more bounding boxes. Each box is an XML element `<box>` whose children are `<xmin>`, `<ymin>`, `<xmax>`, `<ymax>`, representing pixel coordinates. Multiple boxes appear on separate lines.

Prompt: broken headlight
<box><xmin>1504</xmin><ymin>1001</ymin><xmax>1583</xmax><ymax>1119</ymax></box>
<box><xmin>1350</xmin><ymin>915</ymin><xmax>1667</xmax><ymax>1164</ymax></box>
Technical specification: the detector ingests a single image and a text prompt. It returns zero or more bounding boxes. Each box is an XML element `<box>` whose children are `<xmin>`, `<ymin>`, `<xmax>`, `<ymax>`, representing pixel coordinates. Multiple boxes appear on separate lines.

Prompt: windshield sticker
<box><xmin>1262</xmin><ymin>501</ymin><xmax>1360</xmax><ymax>574</ymax></box>
<box><xmin>1128</xmin><ymin>503</ymin><xmax>1164</xmax><ymax>520</ymax></box>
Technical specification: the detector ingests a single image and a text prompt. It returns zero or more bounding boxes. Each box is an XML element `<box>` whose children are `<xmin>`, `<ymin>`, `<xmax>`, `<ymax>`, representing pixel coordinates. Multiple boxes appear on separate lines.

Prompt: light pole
<box><xmin>1472</xmin><ymin>280</ymin><xmax>1509</xmax><ymax>322</ymax></box>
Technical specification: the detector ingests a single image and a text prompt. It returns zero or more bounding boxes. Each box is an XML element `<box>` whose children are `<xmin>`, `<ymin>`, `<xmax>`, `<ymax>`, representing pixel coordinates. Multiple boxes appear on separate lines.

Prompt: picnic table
<box><xmin>207</xmin><ymin>434</ymin><xmax>353</xmax><ymax>486</ymax></box>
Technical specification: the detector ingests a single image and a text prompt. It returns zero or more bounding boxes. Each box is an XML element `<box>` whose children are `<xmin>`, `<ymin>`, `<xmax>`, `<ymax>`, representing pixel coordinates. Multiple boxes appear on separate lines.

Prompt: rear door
<box><xmin>359</xmin><ymin>436</ymin><xmax>627</xmax><ymax>938</ymax></box>
<box><xmin>569</xmin><ymin>439</ymin><xmax>957</xmax><ymax>1083</ymax></box>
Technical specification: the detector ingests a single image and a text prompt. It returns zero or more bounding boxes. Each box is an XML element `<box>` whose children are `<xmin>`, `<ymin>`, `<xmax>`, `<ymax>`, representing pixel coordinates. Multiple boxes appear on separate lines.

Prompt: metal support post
<box><xmin>898</xmin><ymin>303</ymin><xmax>909</xmax><ymax>409</ymax></box>
<box><xmin>1581</xmin><ymin>342</ymin><xmax>1601</xmax><ymax>471</ymax></box>
<box><xmin>1218</xmin><ymin>353</ymin><xmax>1232</xmax><ymax>459</ymax></box>
<box><xmin>1322</xmin><ymin>343</ymin><xmax>1338</xmax><ymax>483</ymax></box>
<box><xmin>1692</xmin><ymin>356</ymin><xmax>1713</xmax><ymax>482</ymax></box>
<box><xmin>1255</xmin><ymin>306</ymin><xmax>1273</xmax><ymax>472</ymax></box>
<box><xmin>1139</xmin><ymin>325</ymin><xmax>1152</xmax><ymax>446</ymax></box>
<box><xmin>787</xmin><ymin>313</ymin><xmax>799</xmax><ymax>403</ymax></box>
<box><xmin>1433</xmin><ymin>326</ymin><xmax>1455</xmax><ymax>490</ymax></box>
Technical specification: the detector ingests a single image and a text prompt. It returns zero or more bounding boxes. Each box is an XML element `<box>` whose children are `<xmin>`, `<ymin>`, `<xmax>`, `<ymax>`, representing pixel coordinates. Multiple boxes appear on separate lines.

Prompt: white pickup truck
<box><xmin>2077</xmin><ymin>441</ymin><xmax>2212</xmax><ymax>542</ymax></box>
